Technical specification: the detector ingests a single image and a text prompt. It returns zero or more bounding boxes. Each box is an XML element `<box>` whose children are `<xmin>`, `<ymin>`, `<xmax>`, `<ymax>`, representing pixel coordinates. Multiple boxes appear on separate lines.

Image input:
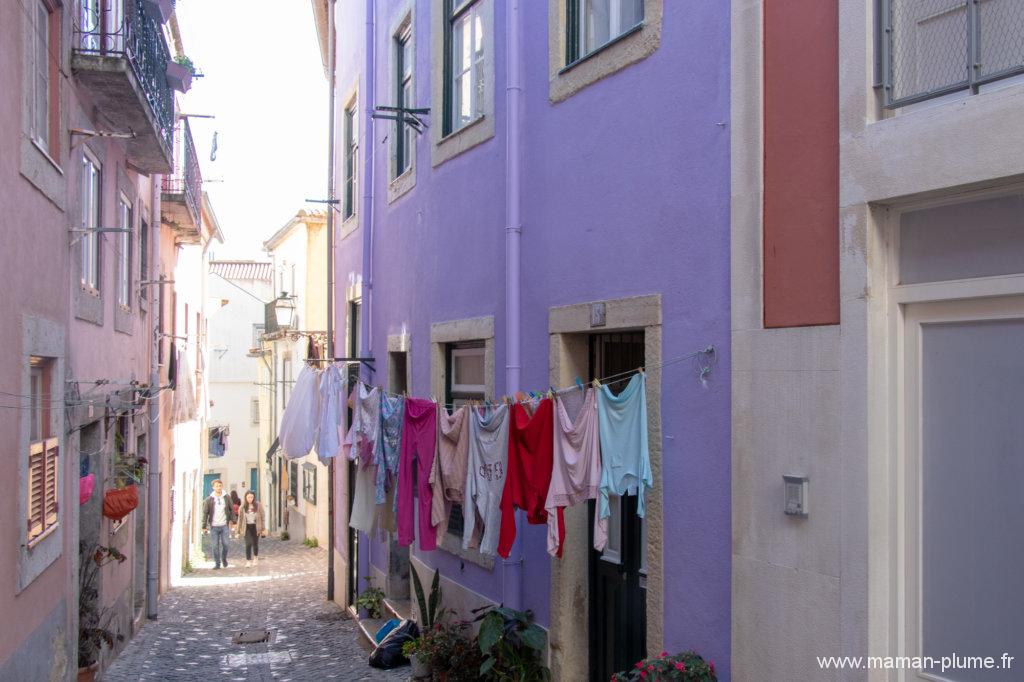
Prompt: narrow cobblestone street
<box><xmin>103</xmin><ymin>537</ymin><xmax>407</xmax><ymax>681</ymax></box>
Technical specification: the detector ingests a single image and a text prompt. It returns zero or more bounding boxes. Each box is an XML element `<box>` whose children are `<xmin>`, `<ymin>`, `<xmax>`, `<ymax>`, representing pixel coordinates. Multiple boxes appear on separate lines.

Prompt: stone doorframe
<box><xmin>546</xmin><ymin>294</ymin><xmax>663</xmax><ymax>681</ymax></box>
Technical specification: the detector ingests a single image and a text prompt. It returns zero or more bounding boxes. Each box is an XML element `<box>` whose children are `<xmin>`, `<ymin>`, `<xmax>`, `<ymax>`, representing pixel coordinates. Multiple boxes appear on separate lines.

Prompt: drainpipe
<box><xmin>326</xmin><ymin>0</ymin><xmax>338</xmax><ymax>604</ymax></box>
<box><xmin>146</xmin><ymin>176</ymin><xmax>162</xmax><ymax>619</ymax></box>
<box><xmin>502</xmin><ymin>0</ymin><xmax>524</xmax><ymax>611</ymax></box>
<box><xmin>356</xmin><ymin>0</ymin><xmax>376</xmax><ymax>596</ymax></box>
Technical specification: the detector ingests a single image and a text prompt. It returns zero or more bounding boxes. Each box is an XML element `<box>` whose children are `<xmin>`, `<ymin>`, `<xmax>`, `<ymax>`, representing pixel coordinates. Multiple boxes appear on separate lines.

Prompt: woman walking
<box><xmin>237</xmin><ymin>491</ymin><xmax>265</xmax><ymax>567</ymax></box>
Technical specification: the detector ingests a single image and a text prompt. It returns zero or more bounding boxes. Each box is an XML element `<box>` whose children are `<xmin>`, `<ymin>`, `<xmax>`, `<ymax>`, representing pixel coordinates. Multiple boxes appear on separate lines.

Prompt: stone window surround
<box><xmin>430</xmin><ymin>0</ymin><xmax>496</xmax><ymax>167</ymax></box>
<box><xmin>430</xmin><ymin>315</ymin><xmax>495</xmax><ymax>570</ymax></box>
<box><xmin>548</xmin><ymin>0</ymin><xmax>664</xmax><ymax>103</ymax></box>
<box><xmin>18</xmin><ymin>315</ymin><xmax>66</xmax><ymax>593</ymax></box>
<box><xmin>387</xmin><ymin>4</ymin><xmax>417</xmax><ymax>204</ymax></box>
<box><xmin>546</xmin><ymin>294</ymin><xmax>663</xmax><ymax>681</ymax></box>
<box><xmin>75</xmin><ymin>142</ymin><xmax>105</xmax><ymax>326</ymax></box>
<box><xmin>387</xmin><ymin>332</ymin><xmax>412</xmax><ymax>392</ymax></box>
<box><xmin>340</xmin><ymin>82</ymin><xmax>360</xmax><ymax>241</ymax></box>
<box><xmin>20</xmin><ymin>0</ymin><xmax>67</xmax><ymax>211</ymax></box>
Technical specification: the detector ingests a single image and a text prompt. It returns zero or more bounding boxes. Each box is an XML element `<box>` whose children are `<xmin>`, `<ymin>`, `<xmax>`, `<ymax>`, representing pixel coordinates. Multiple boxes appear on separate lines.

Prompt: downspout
<box><xmin>326</xmin><ymin>0</ymin><xmax>338</xmax><ymax>604</ymax></box>
<box><xmin>357</xmin><ymin>0</ymin><xmax>376</xmax><ymax>597</ymax></box>
<box><xmin>146</xmin><ymin>175</ymin><xmax>162</xmax><ymax>619</ymax></box>
<box><xmin>502</xmin><ymin>0</ymin><xmax>524</xmax><ymax>610</ymax></box>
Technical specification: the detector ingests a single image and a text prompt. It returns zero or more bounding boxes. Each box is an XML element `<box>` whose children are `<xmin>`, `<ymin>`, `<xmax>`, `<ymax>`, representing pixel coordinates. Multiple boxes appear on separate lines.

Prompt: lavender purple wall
<box><xmin>334</xmin><ymin>1</ymin><xmax>731</xmax><ymax>675</ymax></box>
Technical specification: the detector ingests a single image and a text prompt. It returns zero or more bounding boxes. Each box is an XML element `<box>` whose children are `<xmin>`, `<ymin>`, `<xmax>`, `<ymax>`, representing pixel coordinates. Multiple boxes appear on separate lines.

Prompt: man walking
<box><xmin>202</xmin><ymin>480</ymin><xmax>237</xmax><ymax>569</ymax></box>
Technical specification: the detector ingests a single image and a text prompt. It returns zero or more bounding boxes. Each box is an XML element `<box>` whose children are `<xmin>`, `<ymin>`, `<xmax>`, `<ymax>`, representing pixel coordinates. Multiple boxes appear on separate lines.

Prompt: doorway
<box><xmin>588</xmin><ymin>331</ymin><xmax>647</xmax><ymax>682</ymax></box>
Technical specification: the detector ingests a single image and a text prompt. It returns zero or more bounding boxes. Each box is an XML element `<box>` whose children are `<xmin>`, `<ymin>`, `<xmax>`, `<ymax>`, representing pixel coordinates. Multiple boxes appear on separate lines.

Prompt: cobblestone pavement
<box><xmin>103</xmin><ymin>535</ymin><xmax>408</xmax><ymax>681</ymax></box>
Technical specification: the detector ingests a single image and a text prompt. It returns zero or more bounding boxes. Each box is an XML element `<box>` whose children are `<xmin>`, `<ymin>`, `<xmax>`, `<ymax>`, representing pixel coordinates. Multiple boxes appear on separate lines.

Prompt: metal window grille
<box><xmin>251</xmin><ymin>397</ymin><xmax>260</xmax><ymax>425</ymax></box>
<box><xmin>882</xmin><ymin>0</ymin><xmax>1024</xmax><ymax>108</ymax></box>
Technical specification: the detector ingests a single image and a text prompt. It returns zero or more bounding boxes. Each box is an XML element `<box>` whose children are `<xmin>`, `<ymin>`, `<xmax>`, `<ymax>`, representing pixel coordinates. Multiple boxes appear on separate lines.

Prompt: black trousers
<box><xmin>244</xmin><ymin>523</ymin><xmax>259</xmax><ymax>559</ymax></box>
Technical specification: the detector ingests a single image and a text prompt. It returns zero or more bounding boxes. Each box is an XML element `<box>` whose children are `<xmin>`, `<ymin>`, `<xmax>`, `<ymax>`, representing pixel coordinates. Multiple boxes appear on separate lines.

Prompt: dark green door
<box><xmin>589</xmin><ymin>332</ymin><xmax>647</xmax><ymax>681</ymax></box>
<box><xmin>250</xmin><ymin>467</ymin><xmax>258</xmax><ymax>498</ymax></box>
<box><xmin>203</xmin><ymin>473</ymin><xmax>218</xmax><ymax>499</ymax></box>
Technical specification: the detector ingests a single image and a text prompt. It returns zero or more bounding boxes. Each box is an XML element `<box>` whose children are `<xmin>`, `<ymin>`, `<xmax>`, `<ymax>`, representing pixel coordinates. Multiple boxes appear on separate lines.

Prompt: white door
<box><xmin>901</xmin><ymin>295</ymin><xmax>1024</xmax><ymax>681</ymax></box>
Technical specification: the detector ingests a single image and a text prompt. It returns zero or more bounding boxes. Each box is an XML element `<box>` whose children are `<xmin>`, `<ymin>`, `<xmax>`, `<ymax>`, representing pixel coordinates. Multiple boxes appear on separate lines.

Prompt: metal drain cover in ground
<box><xmin>232</xmin><ymin>629</ymin><xmax>272</xmax><ymax>644</ymax></box>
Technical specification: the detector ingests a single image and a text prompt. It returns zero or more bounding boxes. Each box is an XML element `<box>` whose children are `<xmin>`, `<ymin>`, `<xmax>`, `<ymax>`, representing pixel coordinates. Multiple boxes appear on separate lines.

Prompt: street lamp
<box><xmin>273</xmin><ymin>294</ymin><xmax>296</xmax><ymax>330</ymax></box>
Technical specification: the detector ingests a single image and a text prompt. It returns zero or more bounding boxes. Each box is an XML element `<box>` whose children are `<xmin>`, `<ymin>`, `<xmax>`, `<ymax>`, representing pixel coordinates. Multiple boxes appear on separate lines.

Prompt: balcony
<box><xmin>71</xmin><ymin>0</ymin><xmax>175</xmax><ymax>173</ymax></box>
<box><xmin>161</xmin><ymin>119</ymin><xmax>202</xmax><ymax>242</ymax></box>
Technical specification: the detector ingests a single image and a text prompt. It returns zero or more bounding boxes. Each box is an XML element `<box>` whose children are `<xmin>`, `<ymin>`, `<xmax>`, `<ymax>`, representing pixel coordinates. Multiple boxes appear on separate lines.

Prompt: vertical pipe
<box><xmin>146</xmin><ymin>176</ymin><xmax>162</xmax><ymax>619</ymax></box>
<box><xmin>326</xmin><ymin>0</ymin><xmax>338</xmax><ymax>604</ymax></box>
<box><xmin>502</xmin><ymin>0</ymin><xmax>524</xmax><ymax>610</ymax></box>
<box><xmin>357</xmin><ymin>0</ymin><xmax>376</xmax><ymax>598</ymax></box>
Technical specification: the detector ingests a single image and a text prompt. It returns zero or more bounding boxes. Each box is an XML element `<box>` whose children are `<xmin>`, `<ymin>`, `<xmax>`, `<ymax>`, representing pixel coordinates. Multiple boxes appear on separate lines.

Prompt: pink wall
<box><xmin>763</xmin><ymin>0</ymin><xmax>840</xmax><ymax>327</ymax></box>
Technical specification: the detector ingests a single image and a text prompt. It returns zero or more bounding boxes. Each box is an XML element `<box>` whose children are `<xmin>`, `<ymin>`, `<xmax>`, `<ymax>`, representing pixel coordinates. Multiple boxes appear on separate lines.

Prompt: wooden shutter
<box><xmin>27</xmin><ymin>438</ymin><xmax>59</xmax><ymax>545</ymax></box>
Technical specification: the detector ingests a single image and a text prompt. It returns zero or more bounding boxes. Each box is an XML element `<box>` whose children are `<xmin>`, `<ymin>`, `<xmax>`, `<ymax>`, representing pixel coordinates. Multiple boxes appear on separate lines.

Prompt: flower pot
<box><xmin>102</xmin><ymin>485</ymin><xmax>139</xmax><ymax>521</ymax></box>
<box><xmin>410</xmin><ymin>653</ymin><xmax>431</xmax><ymax>679</ymax></box>
<box><xmin>77</xmin><ymin>662</ymin><xmax>99</xmax><ymax>682</ymax></box>
<box><xmin>165</xmin><ymin>61</ymin><xmax>193</xmax><ymax>93</ymax></box>
<box><xmin>143</xmin><ymin>0</ymin><xmax>174</xmax><ymax>24</ymax></box>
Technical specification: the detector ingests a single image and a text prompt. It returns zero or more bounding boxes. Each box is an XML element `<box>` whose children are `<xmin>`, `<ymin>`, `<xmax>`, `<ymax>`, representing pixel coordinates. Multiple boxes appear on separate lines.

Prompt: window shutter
<box><xmin>44</xmin><ymin>438</ymin><xmax>59</xmax><ymax>527</ymax></box>
<box><xmin>27</xmin><ymin>441</ymin><xmax>46</xmax><ymax>541</ymax></box>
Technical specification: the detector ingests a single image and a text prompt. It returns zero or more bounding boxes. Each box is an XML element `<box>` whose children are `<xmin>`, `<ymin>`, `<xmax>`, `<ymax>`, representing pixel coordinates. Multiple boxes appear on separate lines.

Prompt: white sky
<box><xmin>174</xmin><ymin>0</ymin><xmax>328</xmax><ymax>260</ymax></box>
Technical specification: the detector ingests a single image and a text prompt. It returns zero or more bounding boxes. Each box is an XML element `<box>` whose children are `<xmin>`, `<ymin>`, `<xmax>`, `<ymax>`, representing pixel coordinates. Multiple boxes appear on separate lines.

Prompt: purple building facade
<box><xmin>325</xmin><ymin>1</ymin><xmax>731</xmax><ymax>678</ymax></box>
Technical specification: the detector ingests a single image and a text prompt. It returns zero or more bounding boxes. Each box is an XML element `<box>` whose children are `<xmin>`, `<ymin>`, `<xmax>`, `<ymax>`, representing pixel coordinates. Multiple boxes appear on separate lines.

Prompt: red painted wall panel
<box><xmin>763</xmin><ymin>0</ymin><xmax>840</xmax><ymax>327</ymax></box>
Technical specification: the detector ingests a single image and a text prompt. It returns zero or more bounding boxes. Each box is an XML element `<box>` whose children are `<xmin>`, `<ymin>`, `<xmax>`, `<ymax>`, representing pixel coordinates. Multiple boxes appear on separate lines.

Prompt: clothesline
<box><xmin>334</xmin><ymin>345</ymin><xmax>716</xmax><ymax>410</ymax></box>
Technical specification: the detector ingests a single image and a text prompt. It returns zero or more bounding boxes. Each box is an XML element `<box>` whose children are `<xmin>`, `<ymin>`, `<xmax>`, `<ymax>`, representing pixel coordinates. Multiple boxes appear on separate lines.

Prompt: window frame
<box><xmin>30</xmin><ymin>0</ymin><xmax>56</xmax><ymax>153</ymax></box>
<box><xmin>443</xmin><ymin>341</ymin><xmax>486</xmax><ymax>539</ymax></box>
<box><xmin>302</xmin><ymin>462</ymin><xmax>317</xmax><ymax>504</ymax></box>
<box><xmin>252</xmin><ymin>323</ymin><xmax>265</xmax><ymax>348</ymax></box>
<box><xmin>394</xmin><ymin>22</ymin><xmax>414</xmax><ymax>178</ymax></box>
<box><xmin>443</xmin><ymin>0</ymin><xmax>486</xmax><ymax>136</ymax></box>
<box><xmin>250</xmin><ymin>397</ymin><xmax>260</xmax><ymax>426</ymax></box>
<box><xmin>116</xmin><ymin>193</ymin><xmax>133</xmax><ymax>308</ymax></box>
<box><xmin>81</xmin><ymin>151</ymin><xmax>102</xmax><ymax>292</ymax></box>
<box><xmin>565</xmin><ymin>0</ymin><xmax>646</xmax><ymax>67</ymax></box>
<box><xmin>281</xmin><ymin>355</ymin><xmax>292</xmax><ymax>409</ymax></box>
<box><xmin>26</xmin><ymin>357</ymin><xmax>58</xmax><ymax>549</ymax></box>
<box><xmin>343</xmin><ymin>102</ymin><xmax>359</xmax><ymax>220</ymax></box>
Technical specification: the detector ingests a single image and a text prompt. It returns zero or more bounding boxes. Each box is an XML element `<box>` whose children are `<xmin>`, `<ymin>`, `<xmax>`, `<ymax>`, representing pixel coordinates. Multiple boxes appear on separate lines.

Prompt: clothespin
<box><xmin>575</xmin><ymin>377</ymin><xmax>585</xmax><ymax>392</ymax></box>
<box><xmin>592</xmin><ymin>378</ymin><xmax>600</xmax><ymax>389</ymax></box>
<box><xmin>548</xmin><ymin>386</ymin><xmax>555</xmax><ymax>399</ymax></box>
<box><xmin>639</xmin><ymin>366</ymin><xmax>645</xmax><ymax>375</ymax></box>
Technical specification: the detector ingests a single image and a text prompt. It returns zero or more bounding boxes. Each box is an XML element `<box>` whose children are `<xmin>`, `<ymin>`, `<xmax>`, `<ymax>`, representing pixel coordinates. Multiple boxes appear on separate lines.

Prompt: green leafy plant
<box><xmin>78</xmin><ymin>543</ymin><xmax>127</xmax><ymax>668</ymax></box>
<box><xmin>401</xmin><ymin>638</ymin><xmax>421</xmax><ymax>658</ymax></box>
<box><xmin>611</xmin><ymin>650</ymin><xmax>717</xmax><ymax>682</ymax></box>
<box><xmin>280</xmin><ymin>531</ymin><xmax>290</xmax><ymax>541</ymax></box>
<box><xmin>418</xmin><ymin>617</ymin><xmax>484</xmax><ymax>682</ymax></box>
<box><xmin>173</xmin><ymin>54</ymin><xmax>195</xmax><ymax>73</ymax></box>
<box><xmin>411</xmin><ymin>566</ymin><xmax>442</xmax><ymax>631</ymax></box>
<box><xmin>182</xmin><ymin>559</ymin><xmax>194</xmax><ymax>575</ymax></box>
<box><xmin>473</xmin><ymin>605</ymin><xmax>550</xmax><ymax>681</ymax></box>
<box><xmin>303</xmin><ymin>536</ymin><xmax>319</xmax><ymax>548</ymax></box>
<box><xmin>355</xmin><ymin>577</ymin><xmax>385</xmax><ymax>618</ymax></box>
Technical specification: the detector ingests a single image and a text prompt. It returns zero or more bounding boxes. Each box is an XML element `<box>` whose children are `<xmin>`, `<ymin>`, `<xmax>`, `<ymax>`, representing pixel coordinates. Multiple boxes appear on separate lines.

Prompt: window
<box><xmin>139</xmin><ymin>218</ymin><xmax>148</xmax><ymax>301</ymax></box>
<box><xmin>80</xmin><ymin>0</ymin><xmax>100</xmax><ymax>51</ymax></box>
<box><xmin>81</xmin><ymin>153</ymin><xmax>101</xmax><ymax>290</ymax></box>
<box><xmin>567</xmin><ymin>0</ymin><xmax>644</xmax><ymax>64</ymax></box>
<box><xmin>883</xmin><ymin>0</ymin><xmax>1024</xmax><ymax>107</ymax></box>
<box><xmin>395</xmin><ymin>24</ymin><xmax>414</xmax><ymax>177</ymax></box>
<box><xmin>250</xmin><ymin>397</ymin><xmax>260</xmax><ymax>425</ymax></box>
<box><xmin>444</xmin><ymin>341</ymin><xmax>486</xmax><ymax>537</ymax></box>
<box><xmin>343</xmin><ymin>103</ymin><xmax>358</xmax><ymax>220</ymax></box>
<box><xmin>27</xmin><ymin>357</ymin><xmax>58</xmax><ymax>547</ymax></box>
<box><xmin>289</xmin><ymin>461</ymin><xmax>299</xmax><ymax>502</ymax></box>
<box><xmin>252</xmin><ymin>323</ymin><xmax>265</xmax><ymax>347</ymax></box>
<box><xmin>444</xmin><ymin>0</ymin><xmax>486</xmax><ymax>135</ymax></box>
<box><xmin>348</xmin><ymin>301</ymin><xmax>361</xmax><ymax>357</ymax></box>
<box><xmin>302</xmin><ymin>463</ymin><xmax>317</xmax><ymax>504</ymax></box>
<box><xmin>30</xmin><ymin>1</ymin><xmax>55</xmax><ymax>152</ymax></box>
<box><xmin>281</xmin><ymin>356</ymin><xmax>292</xmax><ymax>408</ymax></box>
<box><xmin>117</xmin><ymin>195</ymin><xmax>132</xmax><ymax>307</ymax></box>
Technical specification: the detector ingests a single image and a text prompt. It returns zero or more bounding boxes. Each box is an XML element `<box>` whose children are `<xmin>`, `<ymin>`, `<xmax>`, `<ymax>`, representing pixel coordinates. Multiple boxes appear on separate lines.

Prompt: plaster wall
<box><xmin>333</xmin><ymin>0</ymin><xmax>732</xmax><ymax>675</ymax></box>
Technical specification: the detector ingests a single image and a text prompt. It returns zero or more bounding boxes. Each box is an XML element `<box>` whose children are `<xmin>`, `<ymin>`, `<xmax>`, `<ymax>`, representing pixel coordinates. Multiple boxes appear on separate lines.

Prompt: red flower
<box><xmin>635</xmin><ymin>662</ymin><xmax>644</xmax><ymax>669</ymax></box>
<box><xmin>639</xmin><ymin>672</ymin><xmax>646</xmax><ymax>680</ymax></box>
<box><xmin>675</xmin><ymin>662</ymin><xmax>686</xmax><ymax>672</ymax></box>
<box><xmin>647</xmin><ymin>664</ymin><xmax>655</xmax><ymax>672</ymax></box>
<box><xmin>710</xmin><ymin>661</ymin><xmax>716</xmax><ymax>674</ymax></box>
<box><xmin>660</xmin><ymin>651</ymin><xmax>668</xmax><ymax>658</ymax></box>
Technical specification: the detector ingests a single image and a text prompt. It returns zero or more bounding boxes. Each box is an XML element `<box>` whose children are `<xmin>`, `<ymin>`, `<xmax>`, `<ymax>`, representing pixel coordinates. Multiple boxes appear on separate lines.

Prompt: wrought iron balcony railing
<box><xmin>73</xmin><ymin>0</ymin><xmax>175</xmax><ymax>161</ymax></box>
<box><xmin>162</xmin><ymin>119</ymin><xmax>202</xmax><ymax>228</ymax></box>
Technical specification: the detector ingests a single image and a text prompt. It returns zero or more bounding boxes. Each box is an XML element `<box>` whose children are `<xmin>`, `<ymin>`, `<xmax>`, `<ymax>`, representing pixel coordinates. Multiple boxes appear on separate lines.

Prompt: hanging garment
<box><xmin>464</xmin><ymin>404</ymin><xmax>510</xmax><ymax>556</ymax></box>
<box><xmin>344</xmin><ymin>382</ymin><xmax>382</xmax><ymax>466</ymax></box>
<box><xmin>430</xmin><ymin>406</ymin><xmax>471</xmax><ymax>538</ymax></box>
<box><xmin>397</xmin><ymin>398</ymin><xmax>438</xmax><ymax>550</ymax></box>
<box><xmin>349</xmin><ymin>458</ymin><xmax>379</xmax><ymax>534</ymax></box>
<box><xmin>498</xmin><ymin>399</ymin><xmax>561</xmax><ymax>559</ymax></box>
<box><xmin>378</xmin><ymin>393</ymin><xmax>405</xmax><ymax>504</ymax></box>
<box><xmin>596</xmin><ymin>373</ymin><xmax>652</xmax><ymax>539</ymax></box>
<box><xmin>316</xmin><ymin>364</ymin><xmax>345</xmax><ymax>462</ymax></box>
<box><xmin>280</xmin><ymin>364</ymin><xmax>320</xmax><ymax>459</ymax></box>
<box><xmin>545</xmin><ymin>388</ymin><xmax>605</xmax><ymax>556</ymax></box>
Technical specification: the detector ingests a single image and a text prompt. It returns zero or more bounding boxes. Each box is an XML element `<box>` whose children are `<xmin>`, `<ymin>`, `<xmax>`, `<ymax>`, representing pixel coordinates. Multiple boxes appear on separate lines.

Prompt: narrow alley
<box><xmin>103</xmin><ymin>538</ymin><xmax>403</xmax><ymax>681</ymax></box>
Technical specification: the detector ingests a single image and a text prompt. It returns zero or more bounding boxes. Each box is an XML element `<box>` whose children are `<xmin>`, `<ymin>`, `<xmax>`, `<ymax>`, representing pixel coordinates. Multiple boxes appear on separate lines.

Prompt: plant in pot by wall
<box><xmin>166</xmin><ymin>55</ymin><xmax>196</xmax><ymax>93</ymax></box>
<box><xmin>408</xmin><ymin>566</ymin><xmax>443</xmax><ymax>678</ymax></box>
<box><xmin>611</xmin><ymin>650</ymin><xmax>718</xmax><ymax>682</ymax></box>
<box><xmin>78</xmin><ymin>543</ymin><xmax>127</xmax><ymax>681</ymax></box>
<box><xmin>355</xmin><ymin>577</ymin><xmax>385</xmax><ymax>618</ymax></box>
<box><xmin>416</xmin><ymin>616</ymin><xmax>483</xmax><ymax>682</ymax></box>
<box><xmin>473</xmin><ymin>605</ymin><xmax>551</xmax><ymax>681</ymax></box>
<box><xmin>402</xmin><ymin>638</ymin><xmax>431</xmax><ymax>679</ymax></box>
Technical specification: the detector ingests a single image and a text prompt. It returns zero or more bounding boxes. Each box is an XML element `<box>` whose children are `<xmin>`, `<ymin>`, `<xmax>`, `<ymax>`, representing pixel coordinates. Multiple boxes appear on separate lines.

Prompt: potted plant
<box><xmin>143</xmin><ymin>0</ymin><xmax>174</xmax><ymax>24</ymax></box>
<box><xmin>102</xmin><ymin>484</ymin><xmax>139</xmax><ymax>522</ymax></box>
<box><xmin>416</xmin><ymin>617</ymin><xmax>483</xmax><ymax>682</ymax></box>
<box><xmin>473</xmin><ymin>605</ymin><xmax>551</xmax><ymax>681</ymax></box>
<box><xmin>355</xmin><ymin>577</ymin><xmax>385</xmax><ymax>618</ymax></box>
<box><xmin>166</xmin><ymin>55</ymin><xmax>196</xmax><ymax>93</ymax></box>
<box><xmin>611</xmin><ymin>650</ymin><xmax>718</xmax><ymax>682</ymax></box>
<box><xmin>408</xmin><ymin>566</ymin><xmax>443</xmax><ymax>678</ymax></box>
<box><xmin>402</xmin><ymin>638</ymin><xmax>431</xmax><ymax>679</ymax></box>
<box><xmin>78</xmin><ymin>543</ymin><xmax>126</xmax><ymax>681</ymax></box>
